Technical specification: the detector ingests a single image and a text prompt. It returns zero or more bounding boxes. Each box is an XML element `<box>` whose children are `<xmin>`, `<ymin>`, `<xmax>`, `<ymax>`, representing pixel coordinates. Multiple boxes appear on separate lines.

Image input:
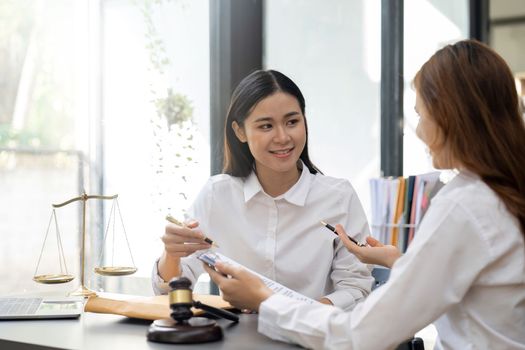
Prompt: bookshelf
<box><xmin>370</xmin><ymin>172</ymin><xmax>443</xmax><ymax>252</ymax></box>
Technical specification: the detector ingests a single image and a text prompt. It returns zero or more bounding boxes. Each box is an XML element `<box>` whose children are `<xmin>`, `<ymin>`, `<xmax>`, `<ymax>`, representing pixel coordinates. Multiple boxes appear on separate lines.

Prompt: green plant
<box><xmin>153</xmin><ymin>88</ymin><xmax>193</xmax><ymax>127</ymax></box>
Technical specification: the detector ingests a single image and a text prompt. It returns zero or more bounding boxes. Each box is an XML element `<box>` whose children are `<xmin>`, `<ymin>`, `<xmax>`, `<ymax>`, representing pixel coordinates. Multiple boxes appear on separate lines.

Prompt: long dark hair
<box><xmin>414</xmin><ymin>39</ymin><xmax>525</xmax><ymax>237</ymax></box>
<box><xmin>222</xmin><ymin>69</ymin><xmax>321</xmax><ymax>177</ymax></box>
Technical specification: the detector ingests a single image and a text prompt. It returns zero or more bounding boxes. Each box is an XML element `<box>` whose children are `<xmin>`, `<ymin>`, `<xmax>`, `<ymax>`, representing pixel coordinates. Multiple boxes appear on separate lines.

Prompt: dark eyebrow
<box><xmin>253</xmin><ymin>116</ymin><xmax>273</xmax><ymax>123</ymax></box>
<box><xmin>284</xmin><ymin>111</ymin><xmax>300</xmax><ymax>118</ymax></box>
<box><xmin>253</xmin><ymin>111</ymin><xmax>300</xmax><ymax>123</ymax></box>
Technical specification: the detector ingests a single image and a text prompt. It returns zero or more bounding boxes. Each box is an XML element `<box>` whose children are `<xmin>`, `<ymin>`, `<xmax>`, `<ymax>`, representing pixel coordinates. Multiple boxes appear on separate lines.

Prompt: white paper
<box><xmin>198</xmin><ymin>251</ymin><xmax>319</xmax><ymax>305</ymax></box>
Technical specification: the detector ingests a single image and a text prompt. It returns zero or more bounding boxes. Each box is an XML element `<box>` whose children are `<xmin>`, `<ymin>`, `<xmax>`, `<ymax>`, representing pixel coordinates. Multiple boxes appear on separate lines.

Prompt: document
<box><xmin>198</xmin><ymin>251</ymin><xmax>319</xmax><ymax>305</ymax></box>
<box><xmin>84</xmin><ymin>292</ymin><xmax>233</xmax><ymax>320</ymax></box>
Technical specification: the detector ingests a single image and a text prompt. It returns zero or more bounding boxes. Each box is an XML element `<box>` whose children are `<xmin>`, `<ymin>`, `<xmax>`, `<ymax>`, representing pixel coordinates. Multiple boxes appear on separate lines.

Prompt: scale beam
<box><xmin>52</xmin><ymin>194</ymin><xmax>118</xmax><ymax>208</ymax></box>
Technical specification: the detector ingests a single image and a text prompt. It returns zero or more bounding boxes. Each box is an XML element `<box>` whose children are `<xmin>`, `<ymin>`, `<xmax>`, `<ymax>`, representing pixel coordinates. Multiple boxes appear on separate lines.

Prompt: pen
<box><xmin>320</xmin><ymin>221</ymin><xmax>366</xmax><ymax>247</ymax></box>
<box><xmin>166</xmin><ymin>214</ymin><xmax>219</xmax><ymax>248</ymax></box>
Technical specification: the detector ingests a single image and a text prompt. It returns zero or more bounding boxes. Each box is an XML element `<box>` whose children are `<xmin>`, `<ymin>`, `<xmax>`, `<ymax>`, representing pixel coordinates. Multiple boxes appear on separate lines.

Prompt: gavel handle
<box><xmin>193</xmin><ymin>301</ymin><xmax>239</xmax><ymax>322</ymax></box>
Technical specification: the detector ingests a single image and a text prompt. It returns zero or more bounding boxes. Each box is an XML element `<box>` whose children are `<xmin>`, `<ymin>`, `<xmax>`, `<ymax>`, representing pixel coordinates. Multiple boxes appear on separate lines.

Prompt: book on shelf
<box><xmin>402</xmin><ymin>175</ymin><xmax>416</xmax><ymax>252</ymax></box>
<box><xmin>391</xmin><ymin>176</ymin><xmax>405</xmax><ymax>247</ymax></box>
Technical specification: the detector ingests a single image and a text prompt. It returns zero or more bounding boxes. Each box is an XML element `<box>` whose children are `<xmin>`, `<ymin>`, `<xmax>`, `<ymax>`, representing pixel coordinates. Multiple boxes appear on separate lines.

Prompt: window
<box><xmin>100</xmin><ymin>0</ymin><xmax>210</xmax><ymax>293</ymax></box>
<box><xmin>403</xmin><ymin>0</ymin><xmax>469</xmax><ymax>175</ymax></box>
<box><xmin>490</xmin><ymin>0</ymin><xmax>525</xmax><ymax>109</ymax></box>
<box><xmin>0</xmin><ymin>0</ymin><xmax>90</xmax><ymax>295</ymax></box>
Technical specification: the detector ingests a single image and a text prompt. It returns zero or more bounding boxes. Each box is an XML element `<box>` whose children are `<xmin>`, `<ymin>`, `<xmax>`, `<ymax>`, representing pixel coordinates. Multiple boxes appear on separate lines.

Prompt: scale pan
<box><xmin>94</xmin><ymin>266</ymin><xmax>137</xmax><ymax>276</ymax></box>
<box><xmin>33</xmin><ymin>274</ymin><xmax>75</xmax><ymax>284</ymax></box>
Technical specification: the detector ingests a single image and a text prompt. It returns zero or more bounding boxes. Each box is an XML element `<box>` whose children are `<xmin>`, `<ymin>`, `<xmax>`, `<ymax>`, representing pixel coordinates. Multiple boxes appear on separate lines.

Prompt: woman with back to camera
<box><xmin>153</xmin><ymin>69</ymin><xmax>373</xmax><ymax>310</ymax></box>
<box><xmin>205</xmin><ymin>40</ymin><xmax>525</xmax><ymax>349</ymax></box>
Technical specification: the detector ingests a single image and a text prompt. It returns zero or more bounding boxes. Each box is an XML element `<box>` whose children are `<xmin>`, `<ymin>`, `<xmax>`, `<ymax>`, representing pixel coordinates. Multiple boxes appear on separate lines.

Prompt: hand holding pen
<box><xmin>161</xmin><ymin>215</ymin><xmax>219</xmax><ymax>260</ymax></box>
<box><xmin>323</xmin><ymin>222</ymin><xmax>401</xmax><ymax>268</ymax></box>
<box><xmin>166</xmin><ymin>215</ymin><xmax>219</xmax><ymax>248</ymax></box>
<box><xmin>320</xmin><ymin>221</ymin><xmax>366</xmax><ymax>247</ymax></box>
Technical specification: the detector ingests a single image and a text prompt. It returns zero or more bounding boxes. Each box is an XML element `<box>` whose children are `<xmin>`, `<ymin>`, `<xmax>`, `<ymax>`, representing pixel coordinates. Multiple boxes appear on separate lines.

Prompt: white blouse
<box><xmin>152</xmin><ymin>163</ymin><xmax>373</xmax><ymax>310</ymax></box>
<box><xmin>258</xmin><ymin>171</ymin><xmax>525</xmax><ymax>349</ymax></box>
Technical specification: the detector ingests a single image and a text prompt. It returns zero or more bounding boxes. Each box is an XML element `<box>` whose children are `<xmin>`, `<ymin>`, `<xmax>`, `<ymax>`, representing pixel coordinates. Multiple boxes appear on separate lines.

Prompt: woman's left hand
<box><xmin>335</xmin><ymin>224</ymin><xmax>401</xmax><ymax>268</ymax></box>
<box><xmin>203</xmin><ymin>262</ymin><xmax>273</xmax><ymax>312</ymax></box>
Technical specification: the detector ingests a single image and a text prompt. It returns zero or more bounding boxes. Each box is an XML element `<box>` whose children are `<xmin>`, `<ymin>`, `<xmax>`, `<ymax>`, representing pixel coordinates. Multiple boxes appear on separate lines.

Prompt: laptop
<box><xmin>0</xmin><ymin>296</ymin><xmax>84</xmax><ymax>320</ymax></box>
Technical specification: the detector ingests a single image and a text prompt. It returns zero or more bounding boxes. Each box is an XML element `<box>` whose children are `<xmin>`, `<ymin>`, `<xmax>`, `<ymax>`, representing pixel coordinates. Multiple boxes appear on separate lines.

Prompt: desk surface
<box><xmin>0</xmin><ymin>312</ymin><xmax>297</xmax><ymax>350</ymax></box>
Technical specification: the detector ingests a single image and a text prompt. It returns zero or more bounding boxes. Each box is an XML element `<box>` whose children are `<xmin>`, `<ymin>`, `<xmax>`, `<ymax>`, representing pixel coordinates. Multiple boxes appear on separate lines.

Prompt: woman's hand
<box><xmin>161</xmin><ymin>220</ymin><xmax>211</xmax><ymax>259</ymax></box>
<box><xmin>158</xmin><ymin>220</ymin><xmax>211</xmax><ymax>282</ymax></box>
<box><xmin>203</xmin><ymin>262</ymin><xmax>273</xmax><ymax>312</ymax></box>
<box><xmin>335</xmin><ymin>224</ymin><xmax>401</xmax><ymax>268</ymax></box>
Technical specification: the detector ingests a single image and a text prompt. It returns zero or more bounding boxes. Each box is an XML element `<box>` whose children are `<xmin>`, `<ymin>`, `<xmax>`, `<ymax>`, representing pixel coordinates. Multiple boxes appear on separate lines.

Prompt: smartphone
<box><xmin>197</xmin><ymin>252</ymin><xmax>229</xmax><ymax>277</ymax></box>
<box><xmin>198</xmin><ymin>252</ymin><xmax>218</xmax><ymax>267</ymax></box>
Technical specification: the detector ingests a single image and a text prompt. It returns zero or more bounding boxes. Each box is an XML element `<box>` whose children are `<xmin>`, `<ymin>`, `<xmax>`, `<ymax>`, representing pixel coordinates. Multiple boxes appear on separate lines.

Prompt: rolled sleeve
<box><xmin>326</xmin><ymin>246</ymin><xmax>373</xmax><ymax>310</ymax></box>
<box><xmin>179</xmin><ymin>254</ymin><xmax>204</xmax><ymax>285</ymax></box>
<box><xmin>151</xmin><ymin>259</ymin><xmax>169</xmax><ymax>295</ymax></box>
<box><xmin>151</xmin><ymin>254</ymin><xmax>204</xmax><ymax>295</ymax></box>
<box><xmin>324</xmin><ymin>288</ymin><xmax>362</xmax><ymax>311</ymax></box>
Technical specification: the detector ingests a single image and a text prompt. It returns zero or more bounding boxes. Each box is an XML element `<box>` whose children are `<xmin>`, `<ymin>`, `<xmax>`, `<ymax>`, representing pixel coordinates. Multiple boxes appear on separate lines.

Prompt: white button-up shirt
<box><xmin>258</xmin><ymin>171</ymin><xmax>525</xmax><ymax>349</ymax></box>
<box><xmin>153</xmin><ymin>163</ymin><xmax>373</xmax><ymax>310</ymax></box>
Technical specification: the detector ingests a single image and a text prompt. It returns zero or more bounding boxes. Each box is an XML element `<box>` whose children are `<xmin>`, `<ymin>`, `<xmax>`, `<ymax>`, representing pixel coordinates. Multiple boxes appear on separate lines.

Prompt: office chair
<box><xmin>372</xmin><ymin>267</ymin><xmax>425</xmax><ymax>350</ymax></box>
<box><xmin>371</xmin><ymin>266</ymin><xmax>391</xmax><ymax>291</ymax></box>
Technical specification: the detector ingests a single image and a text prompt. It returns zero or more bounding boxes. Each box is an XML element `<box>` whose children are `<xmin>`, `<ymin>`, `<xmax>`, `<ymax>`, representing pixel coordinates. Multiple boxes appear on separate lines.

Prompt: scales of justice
<box><xmin>33</xmin><ymin>192</ymin><xmax>137</xmax><ymax>297</ymax></box>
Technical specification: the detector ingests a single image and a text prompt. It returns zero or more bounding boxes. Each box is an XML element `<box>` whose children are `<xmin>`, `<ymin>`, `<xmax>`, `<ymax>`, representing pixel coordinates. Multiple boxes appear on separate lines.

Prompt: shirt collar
<box><xmin>243</xmin><ymin>161</ymin><xmax>313</xmax><ymax>206</ymax></box>
<box><xmin>243</xmin><ymin>170</ymin><xmax>262</xmax><ymax>202</ymax></box>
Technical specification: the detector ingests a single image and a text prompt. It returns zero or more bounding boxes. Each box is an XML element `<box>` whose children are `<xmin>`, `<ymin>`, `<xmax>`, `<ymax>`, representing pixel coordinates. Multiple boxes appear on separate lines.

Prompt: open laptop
<box><xmin>0</xmin><ymin>296</ymin><xmax>84</xmax><ymax>320</ymax></box>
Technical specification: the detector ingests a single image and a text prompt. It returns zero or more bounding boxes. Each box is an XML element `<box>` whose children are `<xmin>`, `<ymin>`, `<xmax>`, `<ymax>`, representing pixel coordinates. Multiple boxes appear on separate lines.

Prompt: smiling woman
<box><xmin>231</xmin><ymin>91</ymin><xmax>306</xmax><ymax>197</ymax></box>
<box><xmin>153</xmin><ymin>69</ymin><xmax>374</xmax><ymax>312</ymax></box>
<box><xmin>223</xmin><ymin>70</ymin><xmax>319</xmax><ymax>179</ymax></box>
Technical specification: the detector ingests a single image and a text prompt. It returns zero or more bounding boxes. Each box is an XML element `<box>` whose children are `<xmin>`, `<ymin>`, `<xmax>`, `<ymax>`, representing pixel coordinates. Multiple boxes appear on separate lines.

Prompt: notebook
<box><xmin>0</xmin><ymin>296</ymin><xmax>84</xmax><ymax>320</ymax></box>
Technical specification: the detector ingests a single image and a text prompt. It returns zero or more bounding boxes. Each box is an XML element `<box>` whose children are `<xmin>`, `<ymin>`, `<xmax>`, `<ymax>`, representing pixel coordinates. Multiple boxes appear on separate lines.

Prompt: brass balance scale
<box><xmin>33</xmin><ymin>192</ymin><xmax>137</xmax><ymax>297</ymax></box>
